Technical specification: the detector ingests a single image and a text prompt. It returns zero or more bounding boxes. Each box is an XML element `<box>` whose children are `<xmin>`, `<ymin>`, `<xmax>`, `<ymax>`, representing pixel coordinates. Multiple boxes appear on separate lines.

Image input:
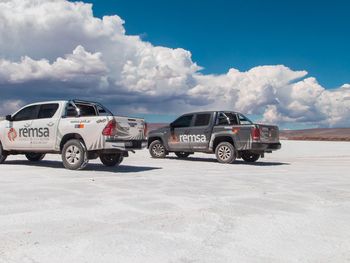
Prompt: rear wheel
<box><xmin>241</xmin><ymin>152</ymin><xmax>260</xmax><ymax>162</ymax></box>
<box><xmin>25</xmin><ymin>153</ymin><xmax>45</xmax><ymax>162</ymax></box>
<box><xmin>175</xmin><ymin>152</ymin><xmax>191</xmax><ymax>158</ymax></box>
<box><xmin>100</xmin><ymin>153</ymin><xmax>123</xmax><ymax>167</ymax></box>
<box><xmin>62</xmin><ymin>139</ymin><xmax>88</xmax><ymax>170</ymax></box>
<box><xmin>215</xmin><ymin>142</ymin><xmax>236</xmax><ymax>164</ymax></box>
<box><xmin>0</xmin><ymin>142</ymin><xmax>7</xmax><ymax>164</ymax></box>
<box><xmin>149</xmin><ymin>140</ymin><xmax>166</xmax><ymax>158</ymax></box>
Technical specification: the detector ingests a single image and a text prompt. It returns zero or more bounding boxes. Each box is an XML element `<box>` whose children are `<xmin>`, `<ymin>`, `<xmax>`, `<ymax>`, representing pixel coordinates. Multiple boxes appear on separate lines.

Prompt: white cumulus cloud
<box><xmin>0</xmin><ymin>45</ymin><xmax>107</xmax><ymax>83</ymax></box>
<box><xmin>0</xmin><ymin>0</ymin><xmax>349</xmax><ymax>127</ymax></box>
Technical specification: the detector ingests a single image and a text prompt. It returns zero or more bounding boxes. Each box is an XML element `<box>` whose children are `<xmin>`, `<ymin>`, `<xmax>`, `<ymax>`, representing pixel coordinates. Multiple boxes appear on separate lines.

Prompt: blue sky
<box><xmin>83</xmin><ymin>0</ymin><xmax>350</xmax><ymax>89</ymax></box>
<box><xmin>1</xmin><ymin>0</ymin><xmax>349</xmax><ymax>127</ymax></box>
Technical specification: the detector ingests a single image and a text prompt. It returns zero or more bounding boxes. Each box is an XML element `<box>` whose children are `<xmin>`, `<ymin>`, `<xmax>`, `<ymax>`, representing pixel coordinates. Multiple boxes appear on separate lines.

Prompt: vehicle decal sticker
<box><xmin>115</xmin><ymin>124</ymin><xmax>144</xmax><ymax>140</ymax></box>
<box><xmin>169</xmin><ymin>134</ymin><xmax>179</xmax><ymax>144</ymax></box>
<box><xmin>19</xmin><ymin>127</ymin><xmax>49</xmax><ymax>138</ymax></box>
<box><xmin>168</xmin><ymin>134</ymin><xmax>207</xmax><ymax>143</ymax></box>
<box><xmin>89</xmin><ymin>134</ymin><xmax>105</xmax><ymax>150</ymax></box>
<box><xmin>7</xmin><ymin>127</ymin><xmax>51</xmax><ymax>142</ymax></box>
<box><xmin>179</xmin><ymin>134</ymin><xmax>206</xmax><ymax>143</ymax></box>
<box><xmin>7</xmin><ymin>128</ymin><xmax>17</xmax><ymax>142</ymax></box>
<box><xmin>232</xmin><ymin>128</ymin><xmax>240</xmax><ymax>134</ymax></box>
<box><xmin>70</xmin><ymin>120</ymin><xmax>90</xmax><ymax>124</ymax></box>
<box><xmin>96</xmin><ymin>119</ymin><xmax>107</xmax><ymax>124</ymax></box>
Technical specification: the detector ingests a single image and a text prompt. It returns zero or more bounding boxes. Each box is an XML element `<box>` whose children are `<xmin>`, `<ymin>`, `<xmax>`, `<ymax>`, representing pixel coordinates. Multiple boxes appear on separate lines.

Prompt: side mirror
<box><xmin>6</xmin><ymin>115</ymin><xmax>12</xmax><ymax>121</ymax></box>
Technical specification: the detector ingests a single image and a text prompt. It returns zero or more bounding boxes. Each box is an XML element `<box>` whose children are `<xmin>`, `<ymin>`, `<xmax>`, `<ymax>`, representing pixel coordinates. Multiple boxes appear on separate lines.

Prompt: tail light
<box><xmin>252</xmin><ymin>126</ymin><xmax>260</xmax><ymax>141</ymax></box>
<box><xmin>102</xmin><ymin>119</ymin><xmax>117</xmax><ymax>136</ymax></box>
<box><xmin>144</xmin><ymin>122</ymin><xmax>148</xmax><ymax>137</ymax></box>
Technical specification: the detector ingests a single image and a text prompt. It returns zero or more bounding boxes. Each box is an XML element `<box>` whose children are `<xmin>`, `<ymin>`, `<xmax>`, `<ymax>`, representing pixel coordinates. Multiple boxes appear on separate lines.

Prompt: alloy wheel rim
<box><xmin>66</xmin><ymin>145</ymin><xmax>81</xmax><ymax>164</ymax></box>
<box><xmin>152</xmin><ymin>144</ymin><xmax>165</xmax><ymax>157</ymax></box>
<box><xmin>218</xmin><ymin>145</ymin><xmax>231</xmax><ymax>161</ymax></box>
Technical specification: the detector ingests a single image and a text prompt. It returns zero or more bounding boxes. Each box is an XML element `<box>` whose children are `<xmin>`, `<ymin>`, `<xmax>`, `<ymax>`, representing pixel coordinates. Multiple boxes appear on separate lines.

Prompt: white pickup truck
<box><xmin>0</xmin><ymin>100</ymin><xmax>147</xmax><ymax>170</ymax></box>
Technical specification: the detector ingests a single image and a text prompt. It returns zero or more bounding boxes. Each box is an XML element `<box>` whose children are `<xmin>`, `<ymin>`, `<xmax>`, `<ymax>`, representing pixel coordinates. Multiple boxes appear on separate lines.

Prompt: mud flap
<box><xmin>80</xmin><ymin>141</ymin><xmax>89</xmax><ymax>170</ymax></box>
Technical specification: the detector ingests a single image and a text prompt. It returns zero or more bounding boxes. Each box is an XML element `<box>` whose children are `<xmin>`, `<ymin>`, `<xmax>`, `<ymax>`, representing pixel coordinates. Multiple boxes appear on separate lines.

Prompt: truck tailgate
<box><xmin>257</xmin><ymin>124</ymin><xmax>280</xmax><ymax>143</ymax></box>
<box><xmin>114</xmin><ymin>116</ymin><xmax>146</xmax><ymax>140</ymax></box>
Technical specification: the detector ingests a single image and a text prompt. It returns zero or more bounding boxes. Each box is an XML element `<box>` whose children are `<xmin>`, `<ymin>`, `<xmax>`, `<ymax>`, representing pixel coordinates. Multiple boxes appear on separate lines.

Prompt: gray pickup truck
<box><xmin>148</xmin><ymin>111</ymin><xmax>281</xmax><ymax>163</ymax></box>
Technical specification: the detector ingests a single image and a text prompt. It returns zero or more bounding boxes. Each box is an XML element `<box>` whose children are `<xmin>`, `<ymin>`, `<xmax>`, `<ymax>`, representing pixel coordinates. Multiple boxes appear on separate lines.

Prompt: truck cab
<box><xmin>148</xmin><ymin>111</ymin><xmax>281</xmax><ymax>163</ymax></box>
<box><xmin>0</xmin><ymin>100</ymin><xmax>147</xmax><ymax>170</ymax></box>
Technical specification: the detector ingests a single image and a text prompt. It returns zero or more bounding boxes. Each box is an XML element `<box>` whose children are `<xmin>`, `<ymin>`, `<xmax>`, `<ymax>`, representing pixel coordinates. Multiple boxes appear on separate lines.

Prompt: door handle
<box><xmin>47</xmin><ymin>122</ymin><xmax>55</xmax><ymax>127</ymax></box>
<box><xmin>24</xmin><ymin>123</ymin><xmax>31</xmax><ymax>128</ymax></box>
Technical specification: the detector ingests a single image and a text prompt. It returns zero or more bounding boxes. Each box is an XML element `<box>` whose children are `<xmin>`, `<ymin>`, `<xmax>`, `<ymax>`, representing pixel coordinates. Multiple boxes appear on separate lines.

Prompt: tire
<box><xmin>175</xmin><ymin>152</ymin><xmax>190</xmax><ymax>158</ymax></box>
<box><xmin>0</xmin><ymin>142</ymin><xmax>7</xmax><ymax>164</ymax></box>
<box><xmin>25</xmin><ymin>153</ymin><xmax>45</xmax><ymax>162</ymax></box>
<box><xmin>149</xmin><ymin>140</ymin><xmax>166</xmax><ymax>158</ymax></box>
<box><xmin>215</xmin><ymin>142</ymin><xmax>236</xmax><ymax>164</ymax></box>
<box><xmin>241</xmin><ymin>152</ymin><xmax>260</xmax><ymax>162</ymax></box>
<box><xmin>62</xmin><ymin>139</ymin><xmax>88</xmax><ymax>170</ymax></box>
<box><xmin>100</xmin><ymin>153</ymin><xmax>123</xmax><ymax>167</ymax></box>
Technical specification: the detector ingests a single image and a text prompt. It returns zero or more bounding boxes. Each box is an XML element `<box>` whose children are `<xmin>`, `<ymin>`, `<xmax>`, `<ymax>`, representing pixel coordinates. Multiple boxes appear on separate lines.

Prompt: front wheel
<box><xmin>241</xmin><ymin>152</ymin><xmax>260</xmax><ymax>162</ymax></box>
<box><xmin>149</xmin><ymin>140</ymin><xmax>166</xmax><ymax>158</ymax></box>
<box><xmin>62</xmin><ymin>139</ymin><xmax>88</xmax><ymax>170</ymax></box>
<box><xmin>215</xmin><ymin>142</ymin><xmax>236</xmax><ymax>164</ymax></box>
<box><xmin>25</xmin><ymin>153</ymin><xmax>45</xmax><ymax>162</ymax></box>
<box><xmin>175</xmin><ymin>152</ymin><xmax>191</xmax><ymax>158</ymax></box>
<box><xmin>0</xmin><ymin>142</ymin><xmax>7</xmax><ymax>164</ymax></box>
<box><xmin>100</xmin><ymin>153</ymin><xmax>123</xmax><ymax>167</ymax></box>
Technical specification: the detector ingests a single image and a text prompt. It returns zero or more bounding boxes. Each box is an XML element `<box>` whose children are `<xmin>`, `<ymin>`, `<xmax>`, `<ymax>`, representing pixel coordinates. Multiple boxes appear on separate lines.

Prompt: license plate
<box><xmin>124</xmin><ymin>142</ymin><xmax>133</xmax><ymax>147</ymax></box>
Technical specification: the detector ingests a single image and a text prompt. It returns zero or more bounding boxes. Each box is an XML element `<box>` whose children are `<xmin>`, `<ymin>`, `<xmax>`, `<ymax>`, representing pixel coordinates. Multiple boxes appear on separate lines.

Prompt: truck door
<box><xmin>29</xmin><ymin>103</ymin><xmax>60</xmax><ymax>150</ymax></box>
<box><xmin>167</xmin><ymin>114</ymin><xmax>194</xmax><ymax>151</ymax></box>
<box><xmin>236</xmin><ymin>113</ymin><xmax>255</xmax><ymax>149</ymax></box>
<box><xmin>4</xmin><ymin>105</ymin><xmax>40</xmax><ymax>150</ymax></box>
<box><xmin>188</xmin><ymin>113</ymin><xmax>212</xmax><ymax>151</ymax></box>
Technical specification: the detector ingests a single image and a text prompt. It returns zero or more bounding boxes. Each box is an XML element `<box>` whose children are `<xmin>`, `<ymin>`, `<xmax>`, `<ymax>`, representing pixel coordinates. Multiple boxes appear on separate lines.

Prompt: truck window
<box><xmin>217</xmin><ymin>112</ymin><xmax>238</xmax><ymax>125</ymax></box>
<box><xmin>96</xmin><ymin>104</ymin><xmax>112</xmax><ymax>116</ymax></box>
<box><xmin>172</xmin><ymin>115</ymin><xmax>193</xmax><ymax>128</ymax></box>
<box><xmin>76</xmin><ymin>103</ymin><xmax>97</xmax><ymax>117</ymax></box>
<box><xmin>194</xmin><ymin>113</ymin><xmax>211</xmax><ymax>126</ymax></box>
<box><xmin>65</xmin><ymin>103</ymin><xmax>78</xmax><ymax>117</ymax></box>
<box><xmin>238</xmin><ymin>114</ymin><xmax>253</xmax><ymax>125</ymax></box>
<box><xmin>12</xmin><ymin>105</ymin><xmax>39</xmax><ymax>121</ymax></box>
<box><xmin>38</xmin><ymin>104</ymin><xmax>59</xmax><ymax>119</ymax></box>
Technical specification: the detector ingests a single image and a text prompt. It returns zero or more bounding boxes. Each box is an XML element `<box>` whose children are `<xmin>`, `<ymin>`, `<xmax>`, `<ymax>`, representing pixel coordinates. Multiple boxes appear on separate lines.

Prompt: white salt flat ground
<box><xmin>0</xmin><ymin>140</ymin><xmax>350</xmax><ymax>263</ymax></box>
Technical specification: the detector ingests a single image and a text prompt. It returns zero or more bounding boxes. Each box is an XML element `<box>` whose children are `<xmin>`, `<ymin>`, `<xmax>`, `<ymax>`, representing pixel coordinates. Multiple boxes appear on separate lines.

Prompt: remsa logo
<box><xmin>8</xmin><ymin>128</ymin><xmax>17</xmax><ymax>142</ymax></box>
<box><xmin>19</xmin><ymin>128</ymin><xmax>49</xmax><ymax>138</ymax></box>
<box><xmin>179</xmin><ymin>134</ymin><xmax>206</xmax><ymax>143</ymax></box>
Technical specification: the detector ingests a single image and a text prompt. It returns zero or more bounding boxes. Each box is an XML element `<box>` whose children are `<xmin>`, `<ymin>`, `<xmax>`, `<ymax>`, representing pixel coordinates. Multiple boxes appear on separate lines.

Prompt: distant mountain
<box><xmin>148</xmin><ymin>123</ymin><xmax>168</xmax><ymax>131</ymax></box>
<box><xmin>280</xmin><ymin>128</ymin><xmax>350</xmax><ymax>141</ymax></box>
<box><xmin>148</xmin><ymin>123</ymin><xmax>350</xmax><ymax>141</ymax></box>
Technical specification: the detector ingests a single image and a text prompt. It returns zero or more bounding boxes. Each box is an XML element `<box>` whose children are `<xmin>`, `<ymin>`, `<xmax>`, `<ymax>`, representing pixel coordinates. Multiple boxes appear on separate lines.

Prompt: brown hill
<box><xmin>148</xmin><ymin>123</ymin><xmax>350</xmax><ymax>141</ymax></box>
<box><xmin>148</xmin><ymin>123</ymin><xmax>168</xmax><ymax>131</ymax></box>
<box><xmin>280</xmin><ymin>128</ymin><xmax>350</xmax><ymax>141</ymax></box>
